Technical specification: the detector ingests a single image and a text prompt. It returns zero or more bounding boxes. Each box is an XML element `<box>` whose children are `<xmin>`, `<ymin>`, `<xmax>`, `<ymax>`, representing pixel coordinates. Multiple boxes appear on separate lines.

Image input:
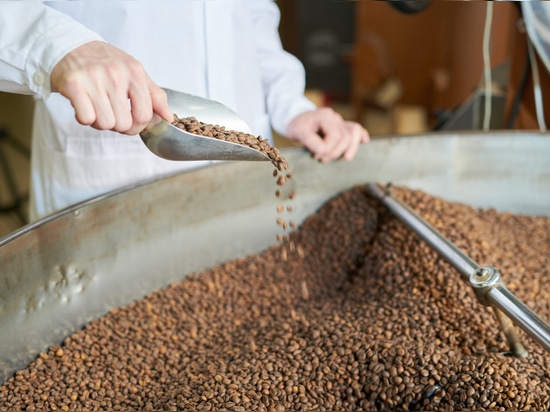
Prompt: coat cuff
<box><xmin>25</xmin><ymin>19</ymin><xmax>104</xmax><ymax>98</ymax></box>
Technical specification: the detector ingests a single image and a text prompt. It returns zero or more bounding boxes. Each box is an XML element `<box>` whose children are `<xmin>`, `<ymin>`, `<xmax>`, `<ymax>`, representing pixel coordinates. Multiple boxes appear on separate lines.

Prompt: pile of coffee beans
<box><xmin>172</xmin><ymin>115</ymin><xmax>295</xmax><ymax>243</ymax></box>
<box><xmin>171</xmin><ymin>116</ymin><xmax>289</xmax><ymax>171</ymax></box>
<box><xmin>2</xmin><ymin>185</ymin><xmax>549</xmax><ymax>411</ymax></box>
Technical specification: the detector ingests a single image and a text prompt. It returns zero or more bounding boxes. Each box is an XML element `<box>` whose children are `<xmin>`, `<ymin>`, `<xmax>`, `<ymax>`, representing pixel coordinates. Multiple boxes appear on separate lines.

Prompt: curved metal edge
<box><xmin>163</xmin><ymin>88</ymin><xmax>253</xmax><ymax>134</ymax></box>
<box><xmin>141</xmin><ymin>120</ymin><xmax>270</xmax><ymax>161</ymax></box>
<box><xmin>1</xmin><ymin>130</ymin><xmax>549</xmax><ymax>384</ymax></box>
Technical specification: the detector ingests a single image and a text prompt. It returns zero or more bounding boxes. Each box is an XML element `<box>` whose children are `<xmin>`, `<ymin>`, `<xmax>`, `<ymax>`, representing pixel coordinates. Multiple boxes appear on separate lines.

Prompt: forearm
<box><xmin>0</xmin><ymin>1</ymin><xmax>104</xmax><ymax>97</ymax></box>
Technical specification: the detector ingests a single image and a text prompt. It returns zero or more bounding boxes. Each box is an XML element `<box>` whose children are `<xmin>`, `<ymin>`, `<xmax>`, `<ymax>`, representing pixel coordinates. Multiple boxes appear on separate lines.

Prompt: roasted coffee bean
<box><xmin>276</xmin><ymin>218</ymin><xmax>287</xmax><ymax>230</ymax></box>
<box><xmin>171</xmin><ymin>116</ymin><xmax>289</xmax><ymax>172</ymax></box>
<box><xmin>170</xmin><ymin>116</ymin><xmax>296</xmax><ymax>245</ymax></box>
<box><xmin>2</xmin><ymin>185</ymin><xmax>549</xmax><ymax>411</ymax></box>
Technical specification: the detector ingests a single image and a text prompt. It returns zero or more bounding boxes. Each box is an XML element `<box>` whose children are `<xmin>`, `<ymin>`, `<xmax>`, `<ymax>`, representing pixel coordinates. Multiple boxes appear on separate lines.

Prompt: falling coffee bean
<box><xmin>2</xmin><ymin>185</ymin><xmax>549</xmax><ymax>411</ymax></box>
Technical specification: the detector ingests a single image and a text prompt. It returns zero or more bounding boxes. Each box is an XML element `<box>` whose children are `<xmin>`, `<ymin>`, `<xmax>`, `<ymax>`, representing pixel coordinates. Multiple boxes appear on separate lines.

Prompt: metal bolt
<box><xmin>474</xmin><ymin>267</ymin><xmax>491</xmax><ymax>281</ymax></box>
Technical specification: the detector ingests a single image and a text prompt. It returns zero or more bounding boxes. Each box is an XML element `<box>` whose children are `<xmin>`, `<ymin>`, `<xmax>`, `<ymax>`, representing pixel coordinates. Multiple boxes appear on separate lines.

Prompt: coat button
<box><xmin>33</xmin><ymin>69</ymin><xmax>47</xmax><ymax>86</ymax></box>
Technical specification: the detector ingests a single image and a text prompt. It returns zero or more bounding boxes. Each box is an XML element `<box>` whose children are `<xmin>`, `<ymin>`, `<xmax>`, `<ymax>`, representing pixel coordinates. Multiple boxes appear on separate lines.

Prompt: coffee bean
<box><xmin>2</xmin><ymin>185</ymin><xmax>550</xmax><ymax>411</ymax></box>
<box><xmin>276</xmin><ymin>176</ymin><xmax>287</xmax><ymax>186</ymax></box>
<box><xmin>170</xmin><ymin>116</ymin><xmax>297</xmax><ymax>246</ymax></box>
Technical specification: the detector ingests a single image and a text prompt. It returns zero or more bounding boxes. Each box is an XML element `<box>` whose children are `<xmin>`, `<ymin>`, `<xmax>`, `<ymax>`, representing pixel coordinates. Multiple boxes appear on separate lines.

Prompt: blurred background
<box><xmin>276</xmin><ymin>0</ymin><xmax>543</xmax><ymax>134</ymax></box>
<box><xmin>0</xmin><ymin>1</ymin><xmax>547</xmax><ymax>237</ymax></box>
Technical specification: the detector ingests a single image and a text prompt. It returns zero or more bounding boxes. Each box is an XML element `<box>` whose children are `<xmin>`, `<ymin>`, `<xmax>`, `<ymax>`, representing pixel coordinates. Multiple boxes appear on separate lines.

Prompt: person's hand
<box><xmin>285</xmin><ymin>107</ymin><xmax>370</xmax><ymax>162</ymax></box>
<box><xmin>50</xmin><ymin>41</ymin><xmax>173</xmax><ymax>135</ymax></box>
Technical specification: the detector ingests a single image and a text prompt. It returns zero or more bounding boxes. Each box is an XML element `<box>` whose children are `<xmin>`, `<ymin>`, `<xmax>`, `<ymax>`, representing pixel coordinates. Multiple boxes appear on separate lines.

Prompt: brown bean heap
<box><xmin>2</xmin><ymin>185</ymin><xmax>550</xmax><ymax>411</ymax></box>
<box><xmin>172</xmin><ymin>116</ymin><xmax>289</xmax><ymax>171</ymax></box>
<box><xmin>172</xmin><ymin>115</ymin><xmax>295</xmax><ymax>243</ymax></box>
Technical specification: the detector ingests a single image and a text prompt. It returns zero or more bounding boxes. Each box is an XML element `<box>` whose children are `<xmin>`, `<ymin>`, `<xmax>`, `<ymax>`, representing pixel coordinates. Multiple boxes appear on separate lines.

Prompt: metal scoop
<box><xmin>140</xmin><ymin>88</ymin><xmax>270</xmax><ymax>162</ymax></box>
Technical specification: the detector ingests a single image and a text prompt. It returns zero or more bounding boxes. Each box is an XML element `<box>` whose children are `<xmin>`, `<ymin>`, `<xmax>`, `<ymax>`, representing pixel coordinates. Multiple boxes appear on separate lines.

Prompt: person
<box><xmin>0</xmin><ymin>1</ymin><xmax>369</xmax><ymax>221</ymax></box>
<box><xmin>522</xmin><ymin>1</ymin><xmax>550</xmax><ymax>75</ymax></box>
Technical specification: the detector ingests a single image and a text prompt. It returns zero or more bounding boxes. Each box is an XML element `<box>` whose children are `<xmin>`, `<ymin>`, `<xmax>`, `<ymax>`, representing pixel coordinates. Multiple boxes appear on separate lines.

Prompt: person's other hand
<box><xmin>50</xmin><ymin>41</ymin><xmax>173</xmax><ymax>135</ymax></box>
<box><xmin>285</xmin><ymin>108</ymin><xmax>370</xmax><ymax>162</ymax></box>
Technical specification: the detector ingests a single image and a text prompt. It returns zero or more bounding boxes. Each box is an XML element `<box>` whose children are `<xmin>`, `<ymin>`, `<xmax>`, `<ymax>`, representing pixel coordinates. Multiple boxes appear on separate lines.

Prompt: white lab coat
<box><xmin>522</xmin><ymin>2</ymin><xmax>550</xmax><ymax>75</ymax></box>
<box><xmin>0</xmin><ymin>0</ymin><xmax>316</xmax><ymax>220</ymax></box>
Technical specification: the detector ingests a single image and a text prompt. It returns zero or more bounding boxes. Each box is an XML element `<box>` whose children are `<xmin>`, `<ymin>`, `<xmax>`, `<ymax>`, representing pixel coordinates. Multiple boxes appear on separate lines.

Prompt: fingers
<box><xmin>74</xmin><ymin>81</ymin><xmax>149</xmax><ymax>135</ymax></box>
<box><xmin>124</xmin><ymin>82</ymin><xmax>153</xmax><ymax>135</ymax></box>
<box><xmin>103</xmin><ymin>88</ymin><xmax>131</xmax><ymax>131</ymax></box>
<box><xmin>286</xmin><ymin>108</ymin><xmax>370</xmax><ymax>163</ymax></box>
<box><xmin>68</xmin><ymin>88</ymin><xmax>98</xmax><ymax>127</ymax></box>
<box><xmin>342</xmin><ymin>122</ymin><xmax>368</xmax><ymax>161</ymax></box>
<box><xmin>149</xmin><ymin>82</ymin><xmax>173</xmax><ymax>123</ymax></box>
<box><xmin>295</xmin><ymin>130</ymin><xmax>327</xmax><ymax>160</ymax></box>
<box><xmin>313</xmin><ymin>109</ymin><xmax>346</xmax><ymax>162</ymax></box>
<box><xmin>315</xmin><ymin>122</ymin><xmax>347</xmax><ymax>162</ymax></box>
<box><xmin>51</xmin><ymin>41</ymin><xmax>170</xmax><ymax>136</ymax></box>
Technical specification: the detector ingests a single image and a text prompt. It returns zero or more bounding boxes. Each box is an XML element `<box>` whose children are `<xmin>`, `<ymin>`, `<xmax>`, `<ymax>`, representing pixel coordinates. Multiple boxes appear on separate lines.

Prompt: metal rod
<box><xmin>489</xmin><ymin>286</ymin><xmax>550</xmax><ymax>353</ymax></box>
<box><xmin>367</xmin><ymin>183</ymin><xmax>550</xmax><ymax>354</ymax></box>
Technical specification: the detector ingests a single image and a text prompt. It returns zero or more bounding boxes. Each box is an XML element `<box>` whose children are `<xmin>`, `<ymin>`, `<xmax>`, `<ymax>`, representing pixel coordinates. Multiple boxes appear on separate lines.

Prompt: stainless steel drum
<box><xmin>1</xmin><ymin>131</ymin><xmax>549</xmax><ymax>384</ymax></box>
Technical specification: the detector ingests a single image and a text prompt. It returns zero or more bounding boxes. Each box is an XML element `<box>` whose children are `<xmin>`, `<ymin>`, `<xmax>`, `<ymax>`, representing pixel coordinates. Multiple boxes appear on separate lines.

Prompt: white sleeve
<box><xmin>0</xmin><ymin>1</ymin><xmax>104</xmax><ymax>97</ymax></box>
<box><xmin>249</xmin><ymin>0</ymin><xmax>317</xmax><ymax>136</ymax></box>
<box><xmin>522</xmin><ymin>2</ymin><xmax>550</xmax><ymax>75</ymax></box>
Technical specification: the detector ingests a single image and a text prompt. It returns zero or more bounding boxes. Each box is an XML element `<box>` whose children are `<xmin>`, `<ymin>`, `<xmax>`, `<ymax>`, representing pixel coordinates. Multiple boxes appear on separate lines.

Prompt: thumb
<box><xmin>296</xmin><ymin>131</ymin><xmax>327</xmax><ymax>159</ymax></box>
<box><xmin>150</xmin><ymin>83</ymin><xmax>174</xmax><ymax>123</ymax></box>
